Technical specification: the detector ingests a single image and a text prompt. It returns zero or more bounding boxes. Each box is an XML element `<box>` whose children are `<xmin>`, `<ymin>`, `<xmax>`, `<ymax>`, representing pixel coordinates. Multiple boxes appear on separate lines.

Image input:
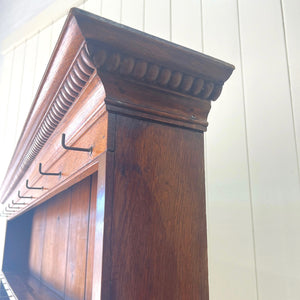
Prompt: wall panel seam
<box><xmin>14</xmin><ymin>43</ymin><xmax>26</xmax><ymax>144</ymax></box>
<box><xmin>169</xmin><ymin>0</ymin><xmax>172</xmax><ymax>42</ymax></box>
<box><xmin>3</xmin><ymin>49</ymin><xmax>16</xmax><ymax>154</ymax></box>
<box><xmin>200</xmin><ymin>0</ymin><xmax>204</xmax><ymax>52</ymax></box>
<box><xmin>236</xmin><ymin>0</ymin><xmax>259</xmax><ymax>299</ymax></box>
<box><xmin>280</xmin><ymin>0</ymin><xmax>300</xmax><ymax>186</ymax></box>
<box><xmin>32</xmin><ymin>30</ymin><xmax>41</xmax><ymax>100</ymax></box>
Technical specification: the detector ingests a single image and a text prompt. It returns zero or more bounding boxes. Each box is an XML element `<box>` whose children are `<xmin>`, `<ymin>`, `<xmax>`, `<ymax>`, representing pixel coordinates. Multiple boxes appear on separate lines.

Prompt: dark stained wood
<box><xmin>72</xmin><ymin>9</ymin><xmax>233</xmax><ymax>82</ymax></box>
<box><xmin>103</xmin><ymin>72</ymin><xmax>212</xmax><ymax>131</ymax></box>
<box><xmin>0</xmin><ymin>7</ymin><xmax>234</xmax><ymax>300</ymax></box>
<box><xmin>104</xmin><ymin>114</ymin><xmax>208</xmax><ymax>299</ymax></box>
<box><xmin>0</xmin><ymin>8</ymin><xmax>233</xmax><ymax>212</ymax></box>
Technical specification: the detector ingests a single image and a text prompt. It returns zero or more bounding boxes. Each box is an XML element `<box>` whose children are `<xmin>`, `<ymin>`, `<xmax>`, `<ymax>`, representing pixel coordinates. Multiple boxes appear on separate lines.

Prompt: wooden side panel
<box><xmin>29</xmin><ymin>205</ymin><xmax>46</xmax><ymax>279</ymax></box>
<box><xmin>40</xmin><ymin>190</ymin><xmax>71</xmax><ymax>296</ymax></box>
<box><xmin>65</xmin><ymin>177</ymin><xmax>91</xmax><ymax>300</ymax></box>
<box><xmin>107</xmin><ymin>115</ymin><xmax>208</xmax><ymax>299</ymax></box>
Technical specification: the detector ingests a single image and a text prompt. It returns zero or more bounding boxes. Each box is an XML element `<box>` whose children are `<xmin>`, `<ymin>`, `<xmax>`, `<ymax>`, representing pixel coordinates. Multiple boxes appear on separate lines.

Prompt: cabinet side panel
<box><xmin>109</xmin><ymin>115</ymin><xmax>208</xmax><ymax>299</ymax></box>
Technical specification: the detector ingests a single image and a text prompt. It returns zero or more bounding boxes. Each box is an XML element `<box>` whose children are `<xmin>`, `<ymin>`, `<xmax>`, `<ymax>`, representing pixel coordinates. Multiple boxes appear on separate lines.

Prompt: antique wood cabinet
<box><xmin>0</xmin><ymin>8</ymin><xmax>233</xmax><ymax>300</ymax></box>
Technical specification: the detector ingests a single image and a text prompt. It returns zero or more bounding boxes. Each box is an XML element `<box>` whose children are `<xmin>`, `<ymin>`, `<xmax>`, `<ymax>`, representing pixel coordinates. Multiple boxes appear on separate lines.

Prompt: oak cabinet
<box><xmin>0</xmin><ymin>8</ymin><xmax>233</xmax><ymax>300</ymax></box>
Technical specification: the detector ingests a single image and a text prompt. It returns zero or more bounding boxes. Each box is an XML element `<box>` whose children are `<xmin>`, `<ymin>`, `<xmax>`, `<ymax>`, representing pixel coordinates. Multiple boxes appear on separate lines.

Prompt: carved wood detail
<box><xmin>0</xmin><ymin>8</ymin><xmax>234</xmax><ymax>219</ymax></box>
<box><xmin>88</xmin><ymin>43</ymin><xmax>223</xmax><ymax>101</ymax></box>
<box><xmin>0</xmin><ymin>44</ymin><xmax>95</xmax><ymax>212</ymax></box>
<box><xmin>0</xmin><ymin>8</ymin><xmax>234</xmax><ymax>300</ymax></box>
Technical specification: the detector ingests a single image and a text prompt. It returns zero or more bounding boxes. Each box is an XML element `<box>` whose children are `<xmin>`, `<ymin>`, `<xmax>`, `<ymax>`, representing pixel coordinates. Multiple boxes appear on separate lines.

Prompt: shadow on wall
<box><xmin>0</xmin><ymin>217</ymin><xmax>7</xmax><ymax>270</ymax></box>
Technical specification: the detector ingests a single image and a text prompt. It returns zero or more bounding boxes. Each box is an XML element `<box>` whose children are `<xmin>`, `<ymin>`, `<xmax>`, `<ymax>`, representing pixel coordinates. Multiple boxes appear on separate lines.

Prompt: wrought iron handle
<box><xmin>39</xmin><ymin>163</ymin><xmax>61</xmax><ymax>177</ymax></box>
<box><xmin>12</xmin><ymin>200</ymin><xmax>26</xmax><ymax>205</ymax></box>
<box><xmin>18</xmin><ymin>191</ymin><xmax>32</xmax><ymax>199</ymax></box>
<box><xmin>61</xmin><ymin>133</ymin><xmax>93</xmax><ymax>153</ymax></box>
<box><xmin>26</xmin><ymin>179</ymin><xmax>43</xmax><ymax>190</ymax></box>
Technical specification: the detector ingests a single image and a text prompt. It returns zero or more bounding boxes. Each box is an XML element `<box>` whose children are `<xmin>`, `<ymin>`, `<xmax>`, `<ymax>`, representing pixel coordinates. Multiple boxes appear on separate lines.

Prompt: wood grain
<box><xmin>65</xmin><ymin>176</ymin><xmax>90</xmax><ymax>300</ymax></box>
<box><xmin>0</xmin><ymin>8</ymin><xmax>233</xmax><ymax>300</ymax></box>
<box><xmin>104</xmin><ymin>114</ymin><xmax>208</xmax><ymax>299</ymax></box>
<box><xmin>29</xmin><ymin>204</ymin><xmax>46</xmax><ymax>279</ymax></box>
<box><xmin>40</xmin><ymin>190</ymin><xmax>71</xmax><ymax>296</ymax></box>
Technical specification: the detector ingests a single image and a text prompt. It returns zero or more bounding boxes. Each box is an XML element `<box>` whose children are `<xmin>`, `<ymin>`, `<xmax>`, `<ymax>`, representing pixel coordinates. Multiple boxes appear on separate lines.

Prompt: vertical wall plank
<box><xmin>282</xmin><ymin>0</ymin><xmax>300</xmax><ymax>174</ymax></box>
<box><xmin>50</xmin><ymin>17</ymin><xmax>65</xmax><ymax>54</ymax></box>
<box><xmin>102</xmin><ymin>0</ymin><xmax>121</xmax><ymax>22</ymax></box>
<box><xmin>0</xmin><ymin>51</ymin><xmax>14</xmax><ymax>186</ymax></box>
<box><xmin>5</xmin><ymin>44</ymin><xmax>25</xmax><ymax>152</ymax></box>
<box><xmin>202</xmin><ymin>1</ymin><xmax>258</xmax><ymax>299</ymax></box>
<box><xmin>121</xmin><ymin>0</ymin><xmax>144</xmax><ymax>30</ymax></box>
<box><xmin>84</xmin><ymin>0</ymin><xmax>102</xmax><ymax>14</ymax></box>
<box><xmin>171</xmin><ymin>0</ymin><xmax>202</xmax><ymax>51</ymax></box>
<box><xmin>33</xmin><ymin>25</ymin><xmax>52</xmax><ymax>98</ymax></box>
<box><xmin>280</xmin><ymin>3</ymin><xmax>300</xmax><ymax>295</ymax></box>
<box><xmin>238</xmin><ymin>0</ymin><xmax>300</xmax><ymax>299</ymax></box>
<box><xmin>144</xmin><ymin>0</ymin><xmax>170</xmax><ymax>40</ymax></box>
<box><xmin>17</xmin><ymin>35</ymin><xmax>38</xmax><ymax>139</ymax></box>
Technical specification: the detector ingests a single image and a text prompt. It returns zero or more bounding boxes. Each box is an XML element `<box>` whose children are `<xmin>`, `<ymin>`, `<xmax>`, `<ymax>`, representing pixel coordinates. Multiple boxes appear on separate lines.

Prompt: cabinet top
<box><xmin>70</xmin><ymin>8</ymin><xmax>234</xmax><ymax>84</ymax></box>
<box><xmin>0</xmin><ymin>8</ymin><xmax>233</xmax><ymax>214</ymax></box>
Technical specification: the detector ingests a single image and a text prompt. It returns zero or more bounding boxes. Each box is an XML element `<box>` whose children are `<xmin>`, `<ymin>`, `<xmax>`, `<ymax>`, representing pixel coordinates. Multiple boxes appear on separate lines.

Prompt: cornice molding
<box><xmin>0</xmin><ymin>8</ymin><xmax>234</xmax><ymax>213</ymax></box>
<box><xmin>88</xmin><ymin>43</ymin><xmax>223</xmax><ymax>101</ymax></box>
<box><xmin>0</xmin><ymin>42</ymin><xmax>95</xmax><ymax>207</ymax></box>
<box><xmin>22</xmin><ymin>43</ymin><xmax>95</xmax><ymax>168</ymax></box>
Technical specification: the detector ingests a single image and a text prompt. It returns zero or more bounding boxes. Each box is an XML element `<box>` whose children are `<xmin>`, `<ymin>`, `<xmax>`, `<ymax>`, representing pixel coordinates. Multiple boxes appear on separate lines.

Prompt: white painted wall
<box><xmin>0</xmin><ymin>0</ymin><xmax>299</xmax><ymax>299</ymax></box>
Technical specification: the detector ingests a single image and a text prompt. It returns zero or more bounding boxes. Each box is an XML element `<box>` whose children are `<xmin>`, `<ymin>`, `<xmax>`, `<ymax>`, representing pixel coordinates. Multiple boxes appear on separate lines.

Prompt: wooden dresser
<box><xmin>0</xmin><ymin>8</ymin><xmax>234</xmax><ymax>300</ymax></box>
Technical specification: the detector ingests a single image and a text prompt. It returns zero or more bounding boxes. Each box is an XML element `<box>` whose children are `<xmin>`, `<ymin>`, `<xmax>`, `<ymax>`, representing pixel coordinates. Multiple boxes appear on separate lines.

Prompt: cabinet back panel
<box><xmin>27</xmin><ymin>173</ymin><xmax>97</xmax><ymax>299</ymax></box>
<box><xmin>40</xmin><ymin>189</ymin><xmax>71</xmax><ymax>296</ymax></box>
